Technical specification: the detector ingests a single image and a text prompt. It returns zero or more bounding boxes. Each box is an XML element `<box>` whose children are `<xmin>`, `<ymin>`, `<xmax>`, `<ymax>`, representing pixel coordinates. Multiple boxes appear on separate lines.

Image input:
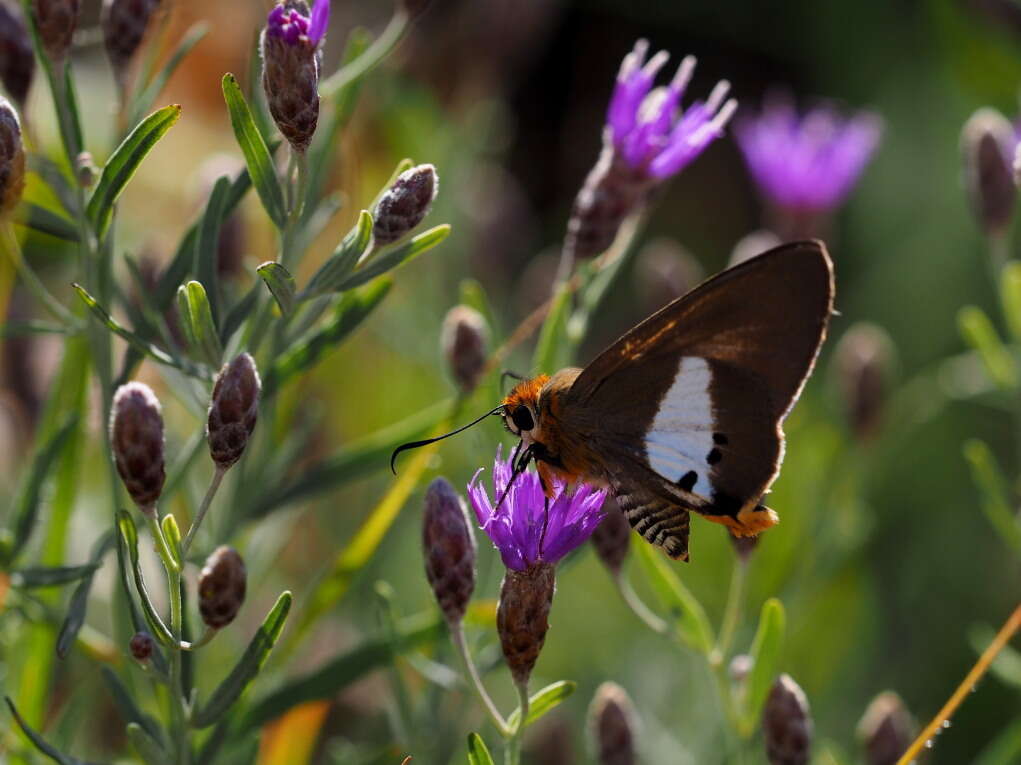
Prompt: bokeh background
<box><xmin>3</xmin><ymin>0</ymin><xmax>1021</xmax><ymax>763</ymax></box>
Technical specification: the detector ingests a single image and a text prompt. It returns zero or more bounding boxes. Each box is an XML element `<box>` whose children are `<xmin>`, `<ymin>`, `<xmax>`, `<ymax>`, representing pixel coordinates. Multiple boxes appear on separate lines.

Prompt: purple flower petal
<box><xmin>308</xmin><ymin>0</ymin><xmax>330</xmax><ymax>45</ymax></box>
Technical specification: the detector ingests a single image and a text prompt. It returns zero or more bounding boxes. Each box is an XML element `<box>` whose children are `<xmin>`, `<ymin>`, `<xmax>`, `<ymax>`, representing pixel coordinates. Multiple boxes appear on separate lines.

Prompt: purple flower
<box><xmin>735</xmin><ymin>94</ymin><xmax>882</xmax><ymax>212</ymax></box>
<box><xmin>468</xmin><ymin>448</ymin><xmax>608</xmax><ymax>571</ymax></box>
<box><xmin>266</xmin><ymin>0</ymin><xmax>329</xmax><ymax>47</ymax></box>
<box><xmin>607</xmin><ymin>39</ymin><xmax>737</xmax><ymax>179</ymax></box>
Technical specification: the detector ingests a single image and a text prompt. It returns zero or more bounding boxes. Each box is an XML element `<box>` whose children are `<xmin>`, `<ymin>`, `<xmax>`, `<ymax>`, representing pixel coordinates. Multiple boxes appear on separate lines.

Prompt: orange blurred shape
<box><xmin>257</xmin><ymin>700</ymin><xmax>331</xmax><ymax>765</ymax></box>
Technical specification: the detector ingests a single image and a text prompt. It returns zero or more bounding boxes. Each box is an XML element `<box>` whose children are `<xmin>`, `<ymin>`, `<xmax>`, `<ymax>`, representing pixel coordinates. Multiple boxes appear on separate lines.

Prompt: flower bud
<box><xmin>0</xmin><ymin>3</ymin><xmax>35</xmax><ymax>110</ymax></box>
<box><xmin>75</xmin><ymin>151</ymin><xmax>95</xmax><ymax>188</ymax></box>
<box><xmin>110</xmin><ymin>382</ymin><xmax>166</xmax><ymax>514</ymax></box>
<box><xmin>729</xmin><ymin>653</ymin><xmax>753</xmax><ymax>684</ymax></box>
<box><xmin>441</xmin><ymin>305</ymin><xmax>487</xmax><ymax>394</ymax></box>
<box><xmin>101</xmin><ymin>0</ymin><xmax>161</xmax><ymax>91</ymax></box>
<box><xmin>422</xmin><ymin>477</ymin><xmax>476</xmax><ymax>625</ymax></box>
<box><xmin>31</xmin><ymin>0</ymin><xmax>80</xmax><ymax>65</ymax></box>
<box><xmin>857</xmin><ymin>691</ymin><xmax>915</xmax><ymax>765</ymax></box>
<box><xmin>497</xmin><ymin>562</ymin><xmax>555</xmax><ymax>687</ymax></box>
<box><xmin>373</xmin><ymin>164</ymin><xmax>439</xmax><ymax>245</ymax></box>
<box><xmin>590</xmin><ymin>503</ymin><xmax>630</xmax><ymax>577</ymax></box>
<box><xmin>198</xmin><ymin>545</ymin><xmax>247</xmax><ymax>629</ymax></box>
<box><xmin>261</xmin><ymin>0</ymin><xmax>328</xmax><ymax>153</ymax></box>
<box><xmin>763</xmin><ymin>674</ymin><xmax>813</xmax><ymax>765</ymax></box>
<box><xmin>207</xmin><ymin>353</ymin><xmax>260</xmax><ymax>470</ymax></box>
<box><xmin>129</xmin><ymin>630</ymin><xmax>154</xmax><ymax>661</ymax></box>
<box><xmin>834</xmin><ymin>322</ymin><xmax>893</xmax><ymax>442</ymax></box>
<box><xmin>0</xmin><ymin>97</ymin><xmax>24</xmax><ymax>217</ymax></box>
<box><xmin>962</xmin><ymin>107</ymin><xmax>1016</xmax><ymax>237</ymax></box>
<box><xmin>587</xmin><ymin>682</ymin><xmax>638</xmax><ymax>765</ymax></box>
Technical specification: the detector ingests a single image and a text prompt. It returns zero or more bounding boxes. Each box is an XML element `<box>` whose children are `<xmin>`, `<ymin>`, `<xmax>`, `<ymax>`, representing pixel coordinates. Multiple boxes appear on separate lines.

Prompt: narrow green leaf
<box><xmin>262</xmin><ymin>279</ymin><xmax>391</xmax><ymax>397</ymax></box>
<box><xmin>5</xmin><ymin>696</ymin><xmax>98</xmax><ymax>764</ymax></box>
<box><xmin>74</xmin><ymin>284</ymin><xmax>212</xmax><ymax>380</ymax></box>
<box><xmin>126</xmin><ymin>723</ymin><xmax>171</xmax><ymax>765</ymax></box>
<box><xmin>333</xmin><ymin>224</ymin><xmax>450</xmax><ymax>293</ymax></box>
<box><xmin>55</xmin><ymin>532</ymin><xmax>114</xmax><ymax>659</ymax></box>
<box><xmin>87</xmin><ymin>104</ymin><xmax>182</xmax><ymax>238</ymax></box>
<box><xmin>222</xmin><ymin>73</ymin><xmax>286</xmax><ymax>229</ymax></box>
<box><xmin>161</xmin><ymin>514</ymin><xmax>182</xmax><ymax>569</ymax></box>
<box><xmin>257</xmin><ymin>262</ymin><xmax>297</xmax><ymax>315</ymax></box>
<box><xmin>176</xmin><ymin>281</ymin><xmax>223</xmax><ymax>367</ymax></box>
<box><xmin>466</xmin><ymin>733</ymin><xmax>495</xmax><ymax>765</ymax></box>
<box><xmin>9</xmin><ymin>563</ymin><xmax>99</xmax><ymax>588</ymax></box>
<box><xmin>633</xmin><ymin>542</ymin><xmax>714</xmax><ymax>654</ymax></box>
<box><xmin>1002</xmin><ymin>262</ymin><xmax>1021</xmax><ymax>344</ymax></box>
<box><xmin>117</xmin><ymin>510</ymin><xmax>174</xmax><ymax>645</ymax></box>
<box><xmin>195</xmin><ymin>176</ymin><xmax>232</xmax><ymax>325</ymax></box>
<box><xmin>963</xmin><ymin>439</ymin><xmax>1021</xmax><ymax>551</ymax></box>
<box><xmin>532</xmin><ymin>283</ymin><xmax>572</xmax><ymax>375</ymax></box>
<box><xmin>958</xmin><ymin>306</ymin><xmax>1017</xmax><ymax>389</ymax></box>
<box><xmin>970</xmin><ymin>623</ymin><xmax>1021</xmax><ymax>688</ymax></box>
<box><xmin>505</xmin><ymin>681</ymin><xmax>577</xmax><ymax>729</ymax></box>
<box><xmin>192</xmin><ymin>591</ymin><xmax>292</xmax><ymax>728</ymax></box>
<box><xmin>102</xmin><ymin>668</ymin><xmax>165</xmax><ymax>747</ymax></box>
<box><xmin>301</xmin><ymin>210</ymin><xmax>374</xmax><ymax>298</ymax></box>
<box><xmin>741</xmin><ymin>598</ymin><xmax>787</xmax><ymax>734</ymax></box>
<box><xmin>131</xmin><ymin>22</ymin><xmax>209</xmax><ymax>126</ymax></box>
<box><xmin>7</xmin><ymin>415</ymin><xmax>78</xmax><ymax>559</ymax></box>
<box><xmin>16</xmin><ymin>202</ymin><xmax>79</xmax><ymax>242</ymax></box>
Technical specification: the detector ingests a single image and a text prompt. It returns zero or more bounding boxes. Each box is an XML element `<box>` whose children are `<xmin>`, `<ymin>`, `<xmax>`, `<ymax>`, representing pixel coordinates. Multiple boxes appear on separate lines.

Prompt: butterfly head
<box><xmin>501</xmin><ymin>375</ymin><xmax>548</xmax><ymax>443</ymax></box>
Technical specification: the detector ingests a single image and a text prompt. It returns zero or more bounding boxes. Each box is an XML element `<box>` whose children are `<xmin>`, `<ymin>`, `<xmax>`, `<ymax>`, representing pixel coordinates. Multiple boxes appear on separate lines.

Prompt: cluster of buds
<box><xmin>833</xmin><ymin>322</ymin><xmax>894</xmax><ymax>442</ymax></box>
<box><xmin>857</xmin><ymin>691</ymin><xmax>915</xmax><ymax>765</ymax></box>
<box><xmin>261</xmin><ymin>0</ymin><xmax>329</xmax><ymax>153</ymax></box>
<box><xmin>31</xmin><ymin>0</ymin><xmax>80</xmax><ymax>66</ymax></box>
<box><xmin>0</xmin><ymin>97</ymin><xmax>23</xmax><ymax>218</ymax></box>
<box><xmin>961</xmin><ymin>107</ymin><xmax>1017</xmax><ymax>241</ymax></box>
<box><xmin>109</xmin><ymin>382</ymin><xmax>166</xmax><ymax>515</ymax></box>
<box><xmin>0</xmin><ymin>4</ymin><xmax>34</xmax><ymax>110</ymax></box>
<box><xmin>762</xmin><ymin>674</ymin><xmax>813</xmax><ymax>765</ymax></box>
<box><xmin>373</xmin><ymin>164</ymin><xmax>439</xmax><ymax>246</ymax></box>
<box><xmin>587</xmin><ymin>682</ymin><xmax>639</xmax><ymax>765</ymax></box>
<box><xmin>441</xmin><ymin>305</ymin><xmax>488</xmax><ymax>394</ymax></box>
<box><xmin>207</xmin><ymin>353</ymin><xmax>261</xmax><ymax>471</ymax></box>
<box><xmin>198</xmin><ymin>545</ymin><xmax>247</xmax><ymax>629</ymax></box>
<box><xmin>101</xmin><ymin>0</ymin><xmax>162</xmax><ymax>91</ymax></box>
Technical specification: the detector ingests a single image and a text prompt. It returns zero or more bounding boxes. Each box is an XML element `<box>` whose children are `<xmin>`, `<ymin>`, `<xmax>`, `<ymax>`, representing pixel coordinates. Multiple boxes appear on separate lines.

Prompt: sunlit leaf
<box><xmin>741</xmin><ymin>598</ymin><xmax>786</xmax><ymax>735</ymax></box>
<box><xmin>116</xmin><ymin>510</ymin><xmax>173</xmax><ymax>645</ymax></box>
<box><xmin>466</xmin><ymin>733</ymin><xmax>495</xmax><ymax>765</ymax></box>
<box><xmin>506</xmin><ymin>681</ymin><xmax>577</xmax><ymax>729</ymax></box>
<box><xmin>633</xmin><ymin>542</ymin><xmax>714</xmax><ymax>654</ymax></box>
<box><xmin>257</xmin><ymin>262</ymin><xmax>298</xmax><ymax>315</ymax></box>
<box><xmin>963</xmin><ymin>439</ymin><xmax>1021</xmax><ymax>551</ymax></box>
<box><xmin>331</xmin><ymin>224</ymin><xmax>450</xmax><ymax>293</ymax></box>
<box><xmin>176</xmin><ymin>281</ymin><xmax>223</xmax><ymax>367</ymax></box>
<box><xmin>958</xmin><ymin>306</ymin><xmax>1017</xmax><ymax>389</ymax></box>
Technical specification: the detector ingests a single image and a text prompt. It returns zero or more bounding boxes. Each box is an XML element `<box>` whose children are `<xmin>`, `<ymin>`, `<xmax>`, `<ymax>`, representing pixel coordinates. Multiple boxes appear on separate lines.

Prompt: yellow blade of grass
<box><xmin>257</xmin><ymin>700</ymin><xmax>331</xmax><ymax>765</ymax></box>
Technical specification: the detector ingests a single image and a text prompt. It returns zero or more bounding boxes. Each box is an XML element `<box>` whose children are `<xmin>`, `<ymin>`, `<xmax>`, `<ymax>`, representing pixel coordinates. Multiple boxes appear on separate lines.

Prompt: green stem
<box><xmin>181</xmin><ymin>466</ymin><xmax>225</xmax><ymax>558</ymax></box>
<box><xmin>504</xmin><ymin>682</ymin><xmax>529</xmax><ymax>765</ymax></box>
<box><xmin>711</xmin><ymin>558</ymin><xmax>747</xmax><ymax>667</ymax></box>
<box><xmin>0</xmin><ymin>223</ymin><xmax>76</xmax><ymax>325</ymax></box>
<box><xmin>617</xmin><ymin>573</ymin><xmax>667</xmax><ymax>634</ymax></box>
<box><xmin>450</xmin><ymin>623</ymin><xmax>510</xmax><ymax>737</ymax></box>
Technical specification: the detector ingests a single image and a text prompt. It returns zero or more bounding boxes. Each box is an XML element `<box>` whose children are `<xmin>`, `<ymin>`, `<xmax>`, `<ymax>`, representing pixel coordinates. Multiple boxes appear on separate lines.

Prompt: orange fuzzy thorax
<box><xmin>502</xmin><ymin>375</ymin><xmax>549</xmax><ymax>412</ymax></box>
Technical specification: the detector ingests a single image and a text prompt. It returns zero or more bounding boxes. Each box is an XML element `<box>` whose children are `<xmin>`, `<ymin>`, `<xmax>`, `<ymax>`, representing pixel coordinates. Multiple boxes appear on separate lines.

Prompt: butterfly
<box><xmin>393</xmin><ymin>240</ymin><xmax>834</xmax><ymax>561</ymax></box>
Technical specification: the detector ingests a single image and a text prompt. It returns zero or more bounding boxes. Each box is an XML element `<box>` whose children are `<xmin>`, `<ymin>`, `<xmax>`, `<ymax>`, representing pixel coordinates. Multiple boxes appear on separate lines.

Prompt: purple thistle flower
<box><xmin>608</xmin><ymin>39</ymin><xmax>737</xmax><ymax>179</ymax></box>
<box><xmin>735</xmin><ymin>94</ymin><xmax>882</xmax><ymax>213</ymax></box>
<box><xmin>266</xmin><ymin>0</ymin><xmax>328</xmax><ymax>46</ymax></box>
<box><xmin>467</xmin><ymin>447</ymin><xmax>608</xmax><ymax>571</ymax></box>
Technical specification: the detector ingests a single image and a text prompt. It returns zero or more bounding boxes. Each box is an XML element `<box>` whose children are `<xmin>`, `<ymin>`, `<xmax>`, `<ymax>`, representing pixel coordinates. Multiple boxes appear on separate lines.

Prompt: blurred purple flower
<box><xmin>468</xmin><ymin>447</ymin><xmax>608</xmax><ymax>571</ymax></box>
<box><xmin>267</xmin><ymin>0</ymin><xmax>328</xmax><ymax>46</ymax></box>
<box><xmin>735</xmin><ymin>95</ymin><xmax>882</xmax><ymax>211</ymax></box>
<box><xmin>607</xmin><ymin>39</ymin><xmax>737</xmax><ymax>179</ymax></box>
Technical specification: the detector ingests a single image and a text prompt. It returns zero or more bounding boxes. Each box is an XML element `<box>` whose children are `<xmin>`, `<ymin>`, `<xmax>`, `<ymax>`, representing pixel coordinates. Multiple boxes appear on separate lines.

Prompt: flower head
<box><xmin>467</xmin><ymin>447</ymin><xmax>607</xmax><ymax>571</ymax></box>
<box><xmin>267</xmin><ymin>0</ymin><xmax>329</xmax><ymax>46</ymax></box>
<box><xmin>608</xmin><ymin>39</ymin><xmax>736</xmax><ymax>179</ymax></box>
<box><xmin>736</xmin><ymin>94</ymin><xmax>882</xmax><ymax>212</ymax></box>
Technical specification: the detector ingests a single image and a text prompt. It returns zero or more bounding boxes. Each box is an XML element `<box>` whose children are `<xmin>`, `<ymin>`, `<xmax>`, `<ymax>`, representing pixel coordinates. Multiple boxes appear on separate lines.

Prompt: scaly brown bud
<box><xmin>590</xmin><ymin>503</ymin><xmax>630</xmax><ymax>577</ymax></box>
<box><xmin>763</xmin><ymin>674</ymin><xmax>813</xmax><ymax>765</ymax></box>
<box><xmin>198</xmin><ymin>545</ymin><xmax>247</xmax><ymax>629</ymax></box>
<box><xmin>962</xmin><ymin>108</ymin><xmax>1016</xmax><ymax>238</ymax></box>
<box><xmin>0</xmin><ymin>96</ymin><xmax>23</xmax><ymax>217</ymax></box>
<box><xmin>129</xmin><ymin>630</ymin><xmax>154</xmax><ymax>661</ymax></box>
<box><xmin>497</xmin><ymin>562</ymin><xmax>555</xmax><ymax>687</ymax></box>
<box><xmin>834</xmin><ymin>322</ymin><xmax>894</xmax><ymax>442</ymax></box>
<box><xmin>441</xmin><ymin>305</ymin><xmax>487</xmax><ymax>394</ymax></box>
<box><xmin>101</xmin><ymin>0</ymin><xmax>161</xmax><ymax>91</ymax></box>
<box><xmin>110</xmin><ymin>382</ymin><xmax>166</xmax><ymax>514</ymax></box>
<box><xmin>261</xmin><ymin>1</ymin><xmax>323</xmax><ymax>153</ymax></box>
<box><xmin>422</xmin><ymin>477</ymin><xmax>476</xmax><ymax>625</ymax></box>
<box><xmin>31</xmin><ymin>0</ymin><xmax>80</xmax><ymax>65</ymax></box>
<box><xmin>587</xmin><ymin>682</ymin><xmax>638</xmax><ymax>765</ymax></box>
<box><xmin>0</xmin><ymin>3</ymin><xmax>35</xmax><ymax>110</ymax></box>
<box><xmin>373</xmin><ymin>164</ymin><xmax>439</xmax><ymax>245</ymax></box>
<box><xmin>857</xmin><ymin>691</ymin><xmax>915</xmax><ymax>765</ymax></box>
<box><xmin>207</xmin><ymin>353</ymin><xmax>260</xmax><ymax>470</ymax></box>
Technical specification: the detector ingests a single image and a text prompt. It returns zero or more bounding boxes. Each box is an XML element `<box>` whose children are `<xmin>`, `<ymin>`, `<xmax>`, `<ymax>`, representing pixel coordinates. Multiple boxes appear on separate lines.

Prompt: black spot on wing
<box><xmin>713</xmin><ymin>433</ymin><xmax>728</xmax><ymax>445</ymax></box>
<box><xmin>706</xmin><ymin>491</ymin><xmax>742</xmax><ymax>519</ymax></box>
<box><xmin>678</xmin><ymin>470</ymin><xmax>697</xmax><ymax>492</ymax></box>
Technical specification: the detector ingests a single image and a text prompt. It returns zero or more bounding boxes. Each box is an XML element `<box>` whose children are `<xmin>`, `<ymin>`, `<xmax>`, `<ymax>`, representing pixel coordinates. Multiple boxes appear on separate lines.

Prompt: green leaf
<box><xmin>195</xmin><ymin>176</ymin><xmax>232</xmax><ymax>325</ymax></box>
<box><xmin>222</xmin><ymin>73</ymin><xmax>286</xmax><ymax>229</ymax></box>
<box><xmin>532</xmin><ymin>283</ymin><xmax>572</xmax><ymax>375</ymax></box>
<box><xmin>633</xmin><ymin>542</ymin><xmax>714</xmax><ymax>654</ymax></box>
<box><xmin>16</xmin><ymin>202</ymin><xmax>79</xmax><ymax>242</ymax></box>
<box><xmin>176</xmin><ymin>281</ymin><xmax>223</xmax><ymax>367</ymax></box>
<box><xmin>332</xmin><ymin>224</ymin><xmax>450</xmax><ymax>293</ymax></box>
<box><xmin>240</xmin><ymin>612</ymin><xmax>443</xmax><ymax>730</ymax></box>
<box><xmin>102</xmin><ymin>667</ymin><xmax>165</xmax><ymax>748</ymax></box>
<box><xmin>741</xmin><ymin>598</ymin><xmax>786</xmax><ymax>735</ymax></box>
<box><xmin>459</xmin><ymin>278</ymin><xmax>497</xmax><ymax>336</ymax></box>
<box><xmin>466</xmin><ymin>733</ymin><xmax>495</xmax><ymax>765</ymax></box>
<box><xmin>117</xmin><ymin>510</ymin><xmax>174</xmax><ymax>645</ymax></box>
<box><xmin>5</xmin><ymin>696</ymin><xmax>99</xmax><ymax>765</ymax></box>
<box><xmin>74</xmin><ymin>284</ymin><xmax>212</xmax><ymax>380</ymax></box>
<box><xmin>958</xmin><ymin>305</ymin><xmax>1017</xmax><ymax>389</ymax></box>
<box><xmin>9</xmin><ymin>563</ymin><xmax>99</xmax><ymax>588</ymax></box>
<box><xmin>301</xmin><ymin>210</ymin><xmax>374</xmax><ymax>298</ymax></box>
<box><xmin>505</xmin><ymin>681</ymin><xmax>576</xmax><ymax>729</ymax></box>
<box><xmin>126</xmin><ymin>722</ymin><xmax>171</xmax><ymax>765</ymax></box>
<box><xmin>87</xmin><ymin>105</ymin><xmax>182</xmax><ymax>239</ymax></box>
<box><xmin>1001</xmin><ymin>262</ymin><xmax>1021</xmax><ymax>344</ymax></box>
<box><xmin>192</xmin><ymin>591</ymin><xmax>292</xmax><ymax>728</ymax></box>
<box><xmin>970</xmin><ymin>623</ymin><xmax>1021</xmax><ymax>688</ymax></box>
<box><xmin>257</xmin><ymin>262</ymin><xmax>297</xmax><ymax>315</ymax></box>
<box><xmin>130</xmin><ymin>22</ymin><xmax>209</xmax><ymax>127</ymax></box>
<box><xmin>56</xmin><ymin>532</ymin><xmax>114</xmax><ymax>659</ymax></box>
<box><xmin>6</xmin><ymin>415</ymin><xmax>78</xmax><ymax>560</ymax></box>
<box><xmin>963</xmin><ymin>439</ymin><xmax>1021</xmax><ymax>551</ymax></box>
<box><xmin>262</xmin><ymin>279</ymin><xmax>391</xmax><ymax>397</ymax></box>
<box><xmin>161</xmin><ymin>514</ymin><xmax>182</xmax><ymax>569</ymax></box>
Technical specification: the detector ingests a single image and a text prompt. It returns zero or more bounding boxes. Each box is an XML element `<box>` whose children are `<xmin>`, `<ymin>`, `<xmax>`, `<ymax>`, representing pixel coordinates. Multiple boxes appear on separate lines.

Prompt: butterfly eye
<box><xmin>511</xmin><ymin>405</ymin><xmax>534</xmax><ymax>432</ymax></box>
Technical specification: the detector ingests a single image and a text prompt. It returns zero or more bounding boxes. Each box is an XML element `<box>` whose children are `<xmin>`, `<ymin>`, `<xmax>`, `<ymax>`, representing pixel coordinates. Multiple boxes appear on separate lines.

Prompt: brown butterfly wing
<box><xmin>564</xmin><ymin>241</ymin><xmax>834</xmax><ymax>550</ymax></box>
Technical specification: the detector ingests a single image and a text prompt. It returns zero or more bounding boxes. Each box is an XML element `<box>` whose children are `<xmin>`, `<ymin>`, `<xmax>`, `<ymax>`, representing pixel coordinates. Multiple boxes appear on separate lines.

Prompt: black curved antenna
<box><xmin>390</xmin><ymin>405</ymin><xmax>505</xmax><ymax>474</ymax></box>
